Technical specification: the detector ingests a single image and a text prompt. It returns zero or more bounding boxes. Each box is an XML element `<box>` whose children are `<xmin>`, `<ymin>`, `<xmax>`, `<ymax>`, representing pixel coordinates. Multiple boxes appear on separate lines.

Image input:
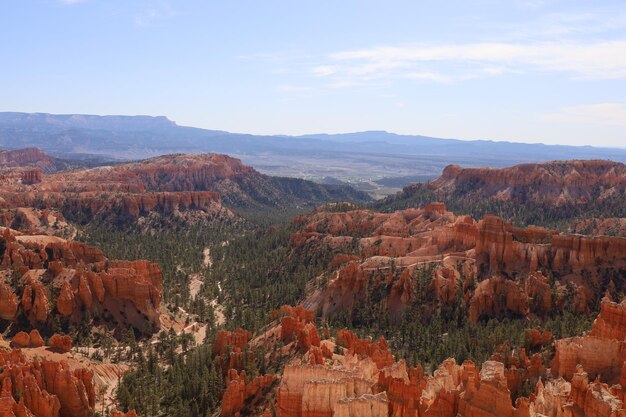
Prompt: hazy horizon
<box><xmin>2</xmin><ymin>1</ymin><xmax>626</xmax><ymax>147</ymax></box>
<box><xmin>4</xmin><ymin>110</ymin><xmax>626</xmax><ymax>150</ymax></box>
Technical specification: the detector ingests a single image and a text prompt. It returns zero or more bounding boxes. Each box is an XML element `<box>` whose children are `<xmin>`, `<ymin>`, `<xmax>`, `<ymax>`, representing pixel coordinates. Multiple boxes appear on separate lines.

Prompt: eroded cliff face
<box><xmin>0</xmin><ymin>348</ymin><xmax>96</xmax><ymax>417</ymax></box>
<box><xmin>0</xmin><ymin>227</ymin><xmax>162</xmax><ymax>333</ymax></box>
<box><xmin>293</xmin><ymin>204</ymin><xmax>626</xmax><ymax>323</ymax></box>
<box><xmin>0</xmin><ymin>148</ymin><xmax>55</xmax><ymax>171</ymax></box>
<box><xmin>552</xmin><ymin>298</ymin><xmax>626</xmax><ymax>382</ymax></box>
<box><xmin>429</xmin><ymin>160</ymin><xmax>626</xmax><ymax>207</ymax></box>
<box><xmin>0</xmin><ymin>208</ymin><xmax>75</xmax><ymax>238</ymax></box>
<box><xmin>221</xmin><ymin>370</ymin><xmax>277</xmax><ymax>417</ymax></box>
<box><xmin>0</xmin><ymin>153</ymin><xmax>248</xmax><ymax>225</ymax></box>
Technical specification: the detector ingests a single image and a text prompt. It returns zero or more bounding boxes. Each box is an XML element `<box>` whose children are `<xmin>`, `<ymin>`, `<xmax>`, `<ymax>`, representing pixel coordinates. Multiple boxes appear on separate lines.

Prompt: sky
<box><xmin>1</xmin><ymin>0</ymin><xmax>626</xmax><ymax>147</ymax></box>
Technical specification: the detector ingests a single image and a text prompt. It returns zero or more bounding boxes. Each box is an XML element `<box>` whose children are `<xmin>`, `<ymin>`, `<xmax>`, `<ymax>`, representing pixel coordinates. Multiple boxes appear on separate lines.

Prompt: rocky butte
<box><xmin>0</xmin><ymin>147</ymin><xmax>56</xmax><ymax>171</ymax></box>
<box><xmin>428</xmin><ymin>159</ymin><xmax>626</xmax><ymax>207</ymax></box>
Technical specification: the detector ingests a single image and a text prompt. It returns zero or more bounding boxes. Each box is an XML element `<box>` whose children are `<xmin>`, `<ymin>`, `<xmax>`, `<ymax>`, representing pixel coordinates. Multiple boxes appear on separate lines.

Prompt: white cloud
<box><xmin>134</xmin><ymin>2</ymin><xmax>179</xmax><ymax>27</ymax></box>
<box><xmin>404</xmin><ymin>71</ymin><xmax>450</xmax><ymax>83</ymax></box>
<box><xmin>315</xmin><ymin>40</ymin><xmax>626</xmax><ymax>86</ymax></box>
<box><xmin>313</xmin><ymin>66</ymin><xmax>335</xmax><ymax>77</ymax></box>
<box><xmin>543</xmin><ymin>103</ymin><xmax>626</xmax><ymax>126</ymax></box>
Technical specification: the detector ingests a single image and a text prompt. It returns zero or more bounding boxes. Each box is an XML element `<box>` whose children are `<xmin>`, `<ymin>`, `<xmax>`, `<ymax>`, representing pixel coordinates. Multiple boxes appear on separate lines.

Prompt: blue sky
<box><xmin>2</xmin><ymin>0</ymin><xmax>626</xmax><ymax>147</ymax></box>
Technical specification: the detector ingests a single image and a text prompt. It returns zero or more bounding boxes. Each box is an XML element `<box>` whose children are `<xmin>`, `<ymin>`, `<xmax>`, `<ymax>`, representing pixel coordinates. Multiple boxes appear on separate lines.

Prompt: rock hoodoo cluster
<box><xmin>212</xmin><ymin>328</ymin><xmax>278</xmax><ymax>416</ymax></box>
<box><xmin>0</xmin><ymin>153</ymin><xmax>249</xmax><ymax>224</ymax></box>
<box><xmin>0</xmin><ymin>348</ymin><xmax>96</xmax><ymax>417</ymax></box>
<box><xmin>292</xmin><ymin>204</ymin><xmax>626</xmax><ymax>322</ymax></box>
<box><xmin>0</xmin><ymin>226</ymin><xmax>162</xmax><ymax>333</ymax></box>
<box><xmin>267</xmin><ymin>303</ymin><xmax>626</xmax><ymax>417</ymax></box>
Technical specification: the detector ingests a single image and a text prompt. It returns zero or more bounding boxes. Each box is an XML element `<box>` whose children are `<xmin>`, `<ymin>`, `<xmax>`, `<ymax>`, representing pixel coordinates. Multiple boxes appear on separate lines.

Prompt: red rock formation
<box><xmin>458</xmin><ymin>361</ymin><xmax>519</xmax><ymax>417</ymax></box>
<box><xmin>49</xmin><ymin>334</ymin><xmax>73</xmax><ymax>353</ymax></box>
<box><xmin>276</xmin><ymin>364</ymin><xmax>379</xmax><ymax>417</ymax></box>
<box><xmin>336</xmin><ymin>331</ymin><xmax>394</xmax><ymax>369</ymax></box>
<box><xmin>281</xmin><ymin>317</ymin><xmax>320</xmax><ymax>353</ymax></box>
<box><xmin>525</xmin><ymin>328</ymin><xmax>553</xmax><ymax>349</ymax></box>
<box><xmin>21</xmin><ymin>169</ymin><xmax>43</xmax><ymax>185</ymax></box>
<box><xmin>212</xmin><ymin>329</ymin><xmax>254</xmax><ymax>375</ymax></box>
<box><xmin>0</xmin><ymin>281</ymin><xmax>18</xmax><ymax>320</ymax></box>
<box><xmin>375</xmin><ymin>360</ymin><xmax>425</xmax><ymax>417</ymax></box>
<box><xmin>213</xmin><ymin>329</ymin><xmax>253</xmax><ymax>356</ymax></box>
<box><xmin>10</xmin><ymin>330</ymin><xmax>45</xmax><ymax>349</ymax></box>
<box><xmin>468</xmin><ymin>276</ymin><xmax>529</xmax><ymax>323</ymax></box>
<box><xmin>0</xmin><ymin>348</ymin><xmax>95</xmax><ymax>417</ymax></box>
<box><xmin>21</xmin><ymin>281</ymin><xmax>50</xmax><ymax>323</ymax></box>
<box><xmin>0</xmin><ymin>153</ymin><xmax>255</xmax><ymax>224</ymax></box>
<box><xmin>28</xmin><ymin>330</ymin><xmax>45</xmax><ymax>348</ymax></box>
<box><xmin>429</xmin><ymin>159</ymin><xmax>626</xmax><ymax>207</ymax></box>
<box><xmin>292</xmin><ymin>201</ymin><xmax>625</xmax><ymax>325</ymax></box>
<box><xmin>11</xmin><ymin>332</ymin><xmax>30</xmax><ymax>348</ymax></box>
<box><xmin>552</xmin><ymin>298</ymin><xmax>626</xmax><ymax>382</ymax></box>
<box><xmin>0</xmin><ymin>148</ymin><xmax>54</xmax><ymax>171</ymax></box>
<box><xmin>590</xmin><ymin>298</ymin><xmax>626</xmax><ymax>341</ymax></box>
<box><xmin>55</xmin><ymin>283</ymin><xmax>74</xmax><ymax>317</ymax></box>
<box><xmin>273</xmin><ymin>305</ymin><xmax>315</xmax><ymax>323</ymax></box>
<box><xmin>0</xmin><ymin>232</ymin><xmax>163</xmax><ymax>333</ymax></box>
<box><xmin>333</xmin><ymin>393</ymin><xmax>389</xmax><ymax>417</ymax></box>
<box><xmin>221</xmin><ymin>370</ymin><xmax>277</xmax><ymax>417</ymax></box>
<box><xmin>270</xmin><ymin>296</ymin><xmax>626</xmax><ymax>417</ymax></box>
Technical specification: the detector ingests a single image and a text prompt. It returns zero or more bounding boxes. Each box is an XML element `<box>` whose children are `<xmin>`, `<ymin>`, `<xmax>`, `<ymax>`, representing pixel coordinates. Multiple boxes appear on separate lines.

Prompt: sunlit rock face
<box><xmin>291</xmin><ymin>202</ymin><xmax>626</xmax><ymax>325</ymax></box>
<box><xmin>0</xmin><ymin>348</ymin><xmax>96</xmax><ymax>417</ymax></box>
<box><xmin>0</xmin><ymin>227</ymin><xmax>162</xmax><ymax>333</ymax></box>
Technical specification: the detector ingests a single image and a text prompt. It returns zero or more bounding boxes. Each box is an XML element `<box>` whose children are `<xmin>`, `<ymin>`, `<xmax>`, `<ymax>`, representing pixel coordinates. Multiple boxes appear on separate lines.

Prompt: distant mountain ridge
<box><xmin>0</xmin><ymin>112</ymin><xmax>178</xmax><ymax>131</ymax></box>
<box><xmin>2</xmin><ymin>112</ymin><xmax>626</xmax><ymax>195</ymax></box>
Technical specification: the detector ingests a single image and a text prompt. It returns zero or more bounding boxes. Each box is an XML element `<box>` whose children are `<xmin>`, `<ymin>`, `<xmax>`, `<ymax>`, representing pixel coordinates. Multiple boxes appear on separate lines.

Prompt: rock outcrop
<box><xmin>0</xmin><ymin>228</ymin><xmax>163</xmax><ymax>333</ymax></box>
<box><xmin>264</xmin><ymin>299</ymin><xmax>626</xmax><ymax>417</ymax></box>
<box><xmin>10</xmin><ymin>330</ymin><xmax>45</xmax><ymax>348</ymax></box>
<box><xmin>49</xmin><ymin>334</ymin><xmax>73</xmax><ymax>353</ymax></box>
<box><xmin>0</xmin><ymin>348</ymin><xmax>96</xmax><ymax>417</ymax></box>
<box><xmin>221</xmin><ymin>370</ymin><xmax>277</xmax><ymax>417</ymax></box>
<box><xmin>0</xmin><ymin>147</ymin><xmax>55</xmax><ymax>171</ymax></box>
<box><xmin>279</xmin><ymin>306</ymin><xmax>320</xmax><ymax>353</ymax></box>
<box><xmin>0</xmin><ymin>281</ymin><xmax>18</xmax><ymax>320</ymax></box>
<box><xmin>0</xmin><ymin>153</ymin><xmax>244</xmax><ymax>225</ymax></box>
<box><xmin>292</xmin><ymin>203</ymin><xmax>626</xmax><ymax>323</ymax></box>
<box><xmin>552</xmin><ymin>298</ymin><xmax>626</xmax><ymax>382</ymax></box>
<box><xmin>276</xmin><ymin>364</ymin><xmax>382</xmax><ymax>417</ymax></box>
<box><xmin>336</xmin><ymin>330</ymin><xmax>394</xmax><ymax>369</ymax></box>
<box><xmin>429</xmin><ymin>159</ymin><xmax>626</xmax><ymax>207</ymax></box>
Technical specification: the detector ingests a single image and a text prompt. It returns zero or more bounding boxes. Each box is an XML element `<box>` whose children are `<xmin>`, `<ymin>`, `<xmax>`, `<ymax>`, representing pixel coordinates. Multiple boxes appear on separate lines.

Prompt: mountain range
<box><xmin>3</xmin><ymin>112</ymin><xmax>626</xmax><ymax>197</ymax></box>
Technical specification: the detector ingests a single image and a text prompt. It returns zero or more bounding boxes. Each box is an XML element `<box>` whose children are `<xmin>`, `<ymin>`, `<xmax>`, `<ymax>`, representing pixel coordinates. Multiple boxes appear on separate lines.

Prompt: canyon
<box><xmin>1</xmin><ymin>150</ymin><xmax>625</xmax><ymax>417</ymax></box>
